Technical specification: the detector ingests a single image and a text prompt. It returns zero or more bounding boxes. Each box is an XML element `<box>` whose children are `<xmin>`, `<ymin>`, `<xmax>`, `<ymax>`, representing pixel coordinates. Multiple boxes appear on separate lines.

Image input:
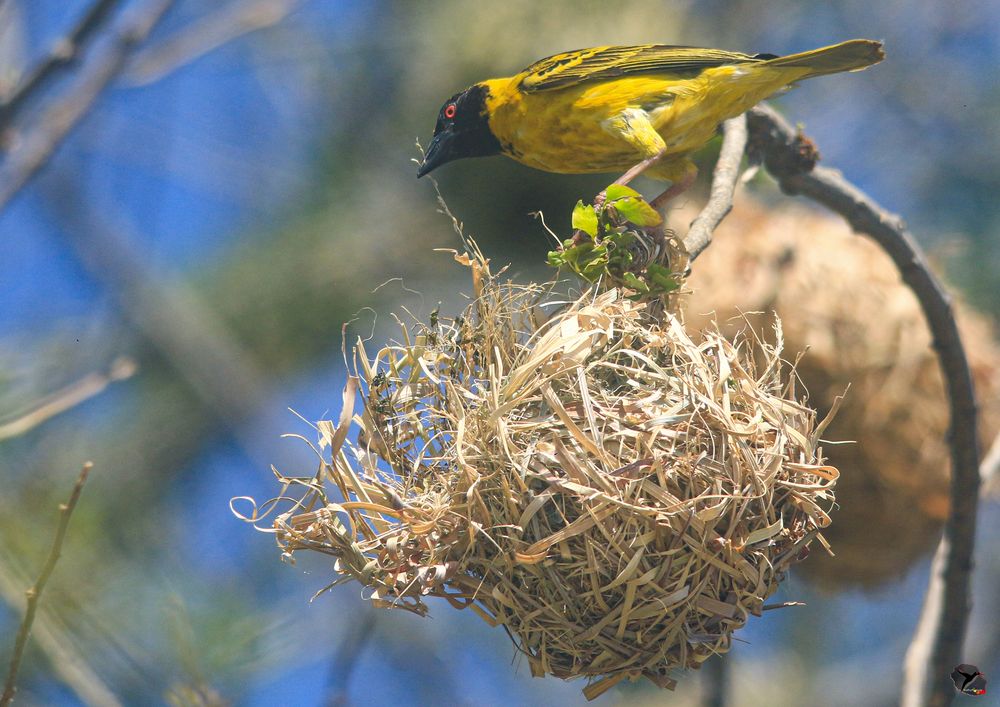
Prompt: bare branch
<box><xmin>980</xmin><ymin>428</ymin><xmax>1000</xmax><ymax>497</ymax></box>
<box><xmin>700</xmin><ymin>657</ymin><xmax>729</xmax><ymax>707</ymax></box>
<box><xmin>746</xmin><ymin>103</ymin><xmax>981</xmax><ymax>707</ymax></box>
<box><xmin>0</xmin><ymin>0</ymin><xmax>124</xmax><ymax>129</ymax></box>
<box><xmin>0</xmin><ymin>0</ymin><xmax>175</xmax><ymax>212</ymax></box>
<box><xmin>903</xmin><ymin>429</ymin><xmax>1000</xmax><ymax>707</ymax></box>
<box><xmin>684</xmin><ymin>115</ymin><xmax>748</xmax><ymax>261</ymax></box>
<box><xmin>124</xmin><ymin>0</ymin><xmax>302</xmax><ymax>86</ymax></box>
<box><xmin>901</xmin><ymin>540</ymin><xmax>949</xmax><ymax>707</ymax></box>
<box><xmin>0</xmin><ymin>552</ymin><xmax>121</xmax><ymax>706</ymax></box>
<box><xmin>324</xmin><ymin>611</ymin><xmax>376</xmax><ymax>707</ymax></box>
<box><xmin>0</xmin><ymin>251</ymin><xmax>133</xmax><ymax>703</ymax></box>
<box><xmin>0</xmin><ymin>358</ymin><xmax>136</xmax><ymax>441</ymax></box>
<box><xmin>2</xmin><ymin>463</ymin><xmax>95</xmax><ymax>707</ymax></box>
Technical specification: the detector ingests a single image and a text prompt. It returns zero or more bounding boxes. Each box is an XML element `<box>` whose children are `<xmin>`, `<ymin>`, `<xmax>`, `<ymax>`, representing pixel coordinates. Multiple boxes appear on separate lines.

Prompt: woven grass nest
<box><xmin>267</xmin><ymin>246</ymin><xmax>837</xmax><ymax>698</ymax></box>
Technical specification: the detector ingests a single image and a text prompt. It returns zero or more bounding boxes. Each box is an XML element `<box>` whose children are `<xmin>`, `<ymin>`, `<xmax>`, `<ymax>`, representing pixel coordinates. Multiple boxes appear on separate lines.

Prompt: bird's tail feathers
<box><xmin>763</xmin><ymin>39</ymin><xmax>884</xmax><ymax>78</ymax></box>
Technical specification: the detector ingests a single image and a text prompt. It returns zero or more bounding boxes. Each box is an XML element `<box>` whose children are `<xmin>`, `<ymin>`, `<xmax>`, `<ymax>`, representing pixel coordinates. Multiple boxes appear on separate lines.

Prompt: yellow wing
<box><xmin>518</xmin><ymin>45</ymin><xmax>768</xmax><ymax>93</ymax></box>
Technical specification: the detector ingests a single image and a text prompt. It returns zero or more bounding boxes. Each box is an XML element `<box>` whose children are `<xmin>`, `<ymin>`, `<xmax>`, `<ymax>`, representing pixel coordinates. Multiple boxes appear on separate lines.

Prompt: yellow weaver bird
<box><xmin>418</xmin><ymin>39</ymin><xmax>883</xmax><ymax>206</ymax></box>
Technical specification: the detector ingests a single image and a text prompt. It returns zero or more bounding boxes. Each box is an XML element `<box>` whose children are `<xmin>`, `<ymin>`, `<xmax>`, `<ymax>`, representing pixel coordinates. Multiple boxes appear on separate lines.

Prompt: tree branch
<box><xmin>746</xmin><ymin>103</ymin><xmax>981</xmax><ymax>707</ymax></box>
<box><xmin>700</xmin><ymin>656</ymin><xmax>729</xmax><ymax>707</ymax></box>
<box><xmin>0</xmin><ymin>534</ymin><xmax>122</xmax><ymax>707</ymax></box>
<box><xmin>0</xmin><ymin>0</ymin><xmax>124</xmax><ymax>130</ymax></box>
<box><xmin>123</xmin><ymin>0</ymin><xmax>302</xmax><ymax>86</ymax></box>
<box><xmin>2</xmin><ymin>463</ymin><xmax>95</xmax><ymax>707</ymax></box>
<box><xmin>684</xmin><ymin>115</ymin><xmax>747</xmax><ymax>261</ymax></box>
<box><xmin>0</xmin><ymin>0</ymin><xmax>175</xmax><ymax>212</ymax></box>
<box><xmin>903</xmin><ymin>429</ymin><xmax>1000</xmax><ymax>707</ymax></box>
<box><xmin>979</xmin><ymin>428</ymin><xmax>1000</xmax><ymax>498</ymax></box>
<box><xmin>0</xmin><ymin>358</ymin><xmax>136</xmax><ymax>441</ymax></box>
<box><xmin>324</xmin><ymin>610</ymin><xmax>376</xmax><ymax>706</ymax></box>
<box><xmin>0</xmin><ymin>349</ymin><xmax>132</xmax><ymax>705</ymax></box>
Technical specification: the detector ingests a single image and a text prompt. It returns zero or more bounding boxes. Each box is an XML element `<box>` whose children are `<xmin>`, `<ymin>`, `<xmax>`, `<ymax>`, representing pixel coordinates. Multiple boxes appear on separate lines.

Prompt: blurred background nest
<box><xmin>1</xmin><ymin>1</ymin><xmax>999</xmax><ymax>705</ymax></box>
<box><xmin>683</xmin><ymin>198</ymin><xmax>1000</xmax><ymax>589</ymax></box>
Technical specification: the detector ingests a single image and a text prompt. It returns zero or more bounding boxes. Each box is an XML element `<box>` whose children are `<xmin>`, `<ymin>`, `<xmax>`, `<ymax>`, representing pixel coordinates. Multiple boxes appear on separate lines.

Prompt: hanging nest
<box><xmin>263</xmin><ymin>249</ymin><xmax>837</xmax><ymax>699</ymax></box>
<box><xmin>682</xmin><ymin>197</ymin><xmax>1000</xmax><ymax>589</ymax></box>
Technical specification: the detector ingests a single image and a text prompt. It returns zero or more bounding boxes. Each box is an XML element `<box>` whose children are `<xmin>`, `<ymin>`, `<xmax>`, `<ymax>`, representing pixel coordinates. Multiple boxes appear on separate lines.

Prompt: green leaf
<box><xmin>605</xmin><ymin>184</ymin><xmax>643</xmax><ymax>202</ymax></box>
<box><xmin>614</xmin><ymin>197</ymin><xmax>662</xmax><ymax>227</ymax></box>
<box><xmin>611</xmin><ymin>230</ymin><xmax>635</xmax><ymax>248</ymax></box>
<box><xmin>567</xmin><ymin>241</ymin><xmax>594</xmax><ymax>262</ymax></box>
<box><xmin>622</xmin><ymin>272</ymin><xmax>650</xmax><ymax>293</ymax></box>
<box><xmin>581</xmin><ymin>261</ymin><xmax>609</xmax><ymax>281</ymax></box>
<box><xmin>647</xmin><ymin>263</ymin><xmax>680</xmax><ymax>291</ymax></box>
<box><xmin>646</xmin><ymin>263</ymin><xmax>671</xmax><ymax>277</ymax></box>
<box><xmin>571</xmin><ymin>200</ymin><xmax>598</xmax><ymax>237</ymax></box>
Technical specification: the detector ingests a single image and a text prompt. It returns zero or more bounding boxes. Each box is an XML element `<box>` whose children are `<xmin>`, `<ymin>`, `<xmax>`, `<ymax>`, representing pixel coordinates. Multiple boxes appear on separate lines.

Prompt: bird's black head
<box><xmin>417</xmin><ymin>83</ymin><xmax>501</xmax><ymax>177</ymax></box>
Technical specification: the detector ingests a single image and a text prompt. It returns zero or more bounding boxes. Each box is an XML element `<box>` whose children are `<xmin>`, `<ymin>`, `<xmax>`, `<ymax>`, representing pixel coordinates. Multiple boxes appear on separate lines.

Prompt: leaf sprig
<box><xmin>547</xmin><ymin>185</ymin><xmax>679</xmax><ymax>299</ymax></box>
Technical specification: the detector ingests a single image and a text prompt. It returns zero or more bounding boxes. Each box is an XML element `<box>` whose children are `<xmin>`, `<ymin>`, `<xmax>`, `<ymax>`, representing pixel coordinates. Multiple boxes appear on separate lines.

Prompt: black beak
<box><xmin>417</xmin><ymin>130</ymin><xmax>455</xmax><ymax>177</ymax></box>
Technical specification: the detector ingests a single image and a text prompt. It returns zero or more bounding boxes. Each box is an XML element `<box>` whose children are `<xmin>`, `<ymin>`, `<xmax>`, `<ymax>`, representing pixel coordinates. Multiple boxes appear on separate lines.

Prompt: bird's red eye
<box><xmin>444</xmin><ymin>104</ymin><xmax>457</xmax><ymax>119</ymax></box>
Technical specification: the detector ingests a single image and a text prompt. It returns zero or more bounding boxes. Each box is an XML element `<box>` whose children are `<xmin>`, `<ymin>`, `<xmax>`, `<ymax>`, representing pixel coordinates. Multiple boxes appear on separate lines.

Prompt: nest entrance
<box><xmin>269</xmin><ymin>252</ymin><xmax>837</xmax><ymax>699</ymax></box>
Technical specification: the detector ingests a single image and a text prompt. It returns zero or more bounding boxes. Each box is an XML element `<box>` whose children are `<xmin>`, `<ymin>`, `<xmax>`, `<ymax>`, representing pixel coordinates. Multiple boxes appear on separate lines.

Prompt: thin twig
<box><xmin>0</xmin><ymin>358</ymin><xmax>136</xmax><ymax>441</ymax></box>
<box><xmin>0</xmin><ymin>0</ymin><xmax>124</xmax><ymax>130</ymax></box>
<box><xmin>324</xmin><ymin>610</ymin><xmax>376</xmax><ymax>707</ymax></box>
<box><xmin>746</xmin><ymin>103</ymin><xmax>981</xmax><ymax>707</ymax></box>
<box><xmin>2</xmin><ymin>463</ymin><xmax>94</xmax><ymax>707</ymax></box>
<box><xmin>0</xmin><ymin>0</ymin><xmax>175</xmax><ymax>212</ymax></box>
<box><xmin>903</xmin><ymin>430</ymin><xmax>1000</xmax><ymax>707</ymax></box>
<box><xmin>761</xmin><ymin>601</ymin><xmax>806</xmax><ymax>611</ymax></box>
<box><xmin>901</xmin><ymin>540</ymin><xmax>949</xmax><ymax>707</ymax></box>
<box><xmin>0</xmin><ymin>552</ymin><xmax>121</xmax><ymax>707</ymax></box>
<box><xmin>684</xmin><ymin>115</ymin><xmax>748</xmax><ymax>261</ymax></box>
<box><xmin>700</xmin><ymin>656</ymin><xmax>729</xmax><ymax>707</ymax></box>
<box><xmin>124</xmin><ymin>0</ymin><xmax>302</xmax><ymax>86</ymax></box>
<box><xmin>979</xmin><ymin>428</ymin><xmax>1000</xmax><ymax>497</ymax></box>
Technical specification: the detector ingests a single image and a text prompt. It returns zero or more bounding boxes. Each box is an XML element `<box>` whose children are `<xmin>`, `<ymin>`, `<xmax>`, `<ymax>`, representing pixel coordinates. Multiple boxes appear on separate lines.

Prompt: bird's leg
<box><xmin>649</xmin><ymin>166</ymin><xmax>698</xmax><ymax>210</ymax></box>
<box><xmin>594</xmin><ymin>109</ymin><xmax>669</xmax><ymax>208</ymax></box>
<box><xmin>594</xmin><ymin>148</ymin><xmax>670</xmax><ymax>209</ymax></box>
<box><xmin>612</xmin><ymin>146</ymin><xmax>672</xmax><ymax>189</ymax></box>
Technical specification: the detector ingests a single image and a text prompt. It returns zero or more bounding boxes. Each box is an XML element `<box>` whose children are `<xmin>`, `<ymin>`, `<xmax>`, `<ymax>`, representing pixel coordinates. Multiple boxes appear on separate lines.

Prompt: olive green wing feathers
<box><xmin>518</xmin><ymin>45</ymin><xmax>763</xmax><ymax>92</ymax></box>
